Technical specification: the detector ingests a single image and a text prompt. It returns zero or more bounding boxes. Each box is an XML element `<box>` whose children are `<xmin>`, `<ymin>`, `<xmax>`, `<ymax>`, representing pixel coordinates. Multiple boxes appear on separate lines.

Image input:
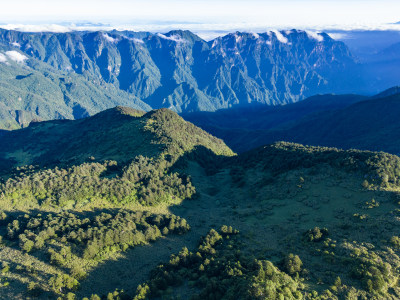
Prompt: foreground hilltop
<box><xmin>0</xmin><ymin>106</ymin><xmax>234</xmax><ymax>171</ymax></box>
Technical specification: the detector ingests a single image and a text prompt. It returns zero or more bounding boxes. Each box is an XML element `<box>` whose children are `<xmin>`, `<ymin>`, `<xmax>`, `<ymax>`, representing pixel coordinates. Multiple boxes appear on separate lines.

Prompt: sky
<box><xmin>1</xmin><ymin>0</ymin><xmax>400</xmax><ymax>39</ymax></box>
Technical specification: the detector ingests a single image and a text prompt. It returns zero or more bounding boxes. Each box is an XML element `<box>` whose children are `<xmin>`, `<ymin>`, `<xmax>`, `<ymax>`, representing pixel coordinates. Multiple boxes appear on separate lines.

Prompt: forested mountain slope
<box><xmin>0</xmin><ymin>47</ymin><xmax>150</xmax><ymax>130</ymax></box>
<box><xmin>0</xmin><ymin>106</ymin><xmax>233</xmax><ymax>171</ymax></box>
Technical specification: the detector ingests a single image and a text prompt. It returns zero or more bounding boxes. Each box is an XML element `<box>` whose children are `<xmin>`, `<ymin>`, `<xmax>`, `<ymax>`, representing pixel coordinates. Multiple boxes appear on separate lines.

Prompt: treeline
<box><xmin>236</xmin><ymin>142</ymin><xmax>400</xmax><ymax>187</ymax></box>
<box><xmin>2</xmin><ymin>210</ymin><xmax>189</xmax><ymax>259</ymax></box>
<box><xmin>305</xmin><ymin>224</ymin><xmax>400</xmax><ymax>298</ymax></box>
<box><xmin>93</xmin><ymin>225</ymin><xmax>399</xmax><ymax>300</ymax></box>
<box><xmin>0</xmin><ymin>155</ymin><xmax>195</xmax><ymax>208</ymax></box>
<box><xmin>0</xmin><ymin>210</ymin><xmax>190</xmax><ymax>297</ymax></box>
<box><xmin>89</xmin><ymin>226</ymin><xmax>308</xmax><ymax>300</ymax></box>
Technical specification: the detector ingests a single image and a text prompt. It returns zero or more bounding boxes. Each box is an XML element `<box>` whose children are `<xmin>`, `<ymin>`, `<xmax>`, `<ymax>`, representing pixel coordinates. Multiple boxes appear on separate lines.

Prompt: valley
<box><xmin>183</xmin><ymin>88</ymin><xmax>400</xmax><ymax>154</ymax></box>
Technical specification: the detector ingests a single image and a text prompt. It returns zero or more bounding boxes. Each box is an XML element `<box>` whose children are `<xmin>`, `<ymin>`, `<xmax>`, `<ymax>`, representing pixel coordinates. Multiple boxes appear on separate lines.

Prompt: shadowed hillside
<box><xmin>235</xmin><ymin>91</ymin><xmax>400</xmax><ymax>155</ymax></box>
<box><xmin>183</xmin><ymin>89</ymin><xmax>400</xmax><ymax>155</ymax></box>
<box><xmin>265</xmin><ymin>91</ymin><xmax>400</xmax><ymax>154</ymax></box>
<box><xmin>182</xmin><ymin>93</ymin><xmax>366</xmax><ymax>134</ymax></box>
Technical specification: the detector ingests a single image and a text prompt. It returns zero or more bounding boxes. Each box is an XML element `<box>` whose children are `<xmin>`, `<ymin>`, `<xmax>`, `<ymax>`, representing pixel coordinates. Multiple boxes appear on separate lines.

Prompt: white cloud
<box><xmin>306</xmin><ymin>31</ymin><xmax>324</xmax><ymax>42</ymax></box>
<box><xmin>1</xmin><ymin>0</ymin><xmax>399</xmax><ymax>30</ymax></box>
<box><xmin>121</xmin><ymin>36</ymin><xmax>144</xmax><ymax>44</ymax></box>
<box><xmin>132</xmin><ymin>38</ymin><xmax>144</xmax><ymax>44</ymax></box>
<box><xmin>157</xmin><ymin>33</ymin><xmax>186</xmax><ymax>43</ymax></box>
<box><xmin>11</xmin><ymin>42</ymin><xmax>21</xmax><ymax>47</ymax></box>
<box><xmin>3</xmin><ymin>22</ymin><xmax>397</xmax><ymax>35</ymax></box>
<box><xmin>0</xmin><ymin>19</ymin><xmax>400</xmax><ymax>44</ymax></box>
<box><xmin>0</xmin><ymin>53</ymin><xmax>7</xmax><ymax>63</ymax></box>
<box><xmin>0</xmin><ymin>24</ymin><xmax>72</xmax><ymax>32</ymax></box>
<box><xmin>5</xmin><ymin>50</ymin><xmax>28</xmax><ymax>63</ymax></box>
<box><xmin>271</xmin><ymin>30</ymin><xmax>288</xmax><ymax>44</ymax></box>
<box><xmin>234</xmin><ymin>33</ymin><xmax>242</xmax><ymax>43</ymax></box>
<box><xmin>327</xmin><ymin>33</ymin><xmax>350</xmax><ymax>40</ymax></box>
<box><xmin>102</xmin><ymin>33</ymin><xmax>117</xmax><ymax>43</ymax></box>
<box><xmin>1</xmin><ymin>20</ymin><xmax>400</xmax><ymax>44</ymax></box>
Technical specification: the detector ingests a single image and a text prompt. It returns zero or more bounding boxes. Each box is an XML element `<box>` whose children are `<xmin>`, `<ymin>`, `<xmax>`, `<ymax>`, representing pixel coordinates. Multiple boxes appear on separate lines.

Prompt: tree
<box><xmin>283</xmin><ymin>254</ymin><xmax>303</xmax><ymax>275</ymax></box>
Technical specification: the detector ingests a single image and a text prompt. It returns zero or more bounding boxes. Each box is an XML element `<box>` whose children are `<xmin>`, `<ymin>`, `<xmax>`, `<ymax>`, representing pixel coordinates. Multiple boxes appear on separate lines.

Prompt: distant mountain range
<box><xmin>183</xmin><ymin>87</ymin><xmax>400</xmax><ymax>154</ymax></box>
<box><xmin>329</xmin><ymin>30</ymin><xmax>400</xmax><ymax>92</ymax></box>
<box><xmin>0</xmin><ymin>28</ymin><xmax>367</xmax><ymax>129</ymax></box>
<box><xmin>0</xmin><ymin>45</ymin><xmax>150</xmax><ymax>129</ymax></box>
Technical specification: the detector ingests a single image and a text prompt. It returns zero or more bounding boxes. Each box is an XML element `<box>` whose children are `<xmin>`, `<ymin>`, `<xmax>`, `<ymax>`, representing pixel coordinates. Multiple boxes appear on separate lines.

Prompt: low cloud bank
<box><xmin>5</xmin><ymin>51</ymin><xmax>28</xmax><ymax>63</ymax></box>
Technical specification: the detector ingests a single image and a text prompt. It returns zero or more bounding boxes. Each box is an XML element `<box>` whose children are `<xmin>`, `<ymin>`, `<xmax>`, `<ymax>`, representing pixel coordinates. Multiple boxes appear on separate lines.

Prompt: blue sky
<box><xmin>1</xmin><ymin>0</ymin><xmax>400</xmax><ymax>39</ymax></box>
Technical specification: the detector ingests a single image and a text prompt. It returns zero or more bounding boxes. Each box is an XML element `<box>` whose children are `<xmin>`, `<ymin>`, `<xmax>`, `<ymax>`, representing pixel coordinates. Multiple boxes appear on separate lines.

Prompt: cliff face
<box><xmin>0</xmin><ymin>29</ymin><xmax>362</xmax><ymax>124</ymax></box>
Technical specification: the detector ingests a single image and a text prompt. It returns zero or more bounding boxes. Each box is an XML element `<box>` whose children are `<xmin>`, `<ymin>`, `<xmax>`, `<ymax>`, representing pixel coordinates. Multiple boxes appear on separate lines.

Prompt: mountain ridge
<box><xmin>0</xmin><ymin>28</ymin><xmax>365</xmax><ymax>129</ymax></box>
